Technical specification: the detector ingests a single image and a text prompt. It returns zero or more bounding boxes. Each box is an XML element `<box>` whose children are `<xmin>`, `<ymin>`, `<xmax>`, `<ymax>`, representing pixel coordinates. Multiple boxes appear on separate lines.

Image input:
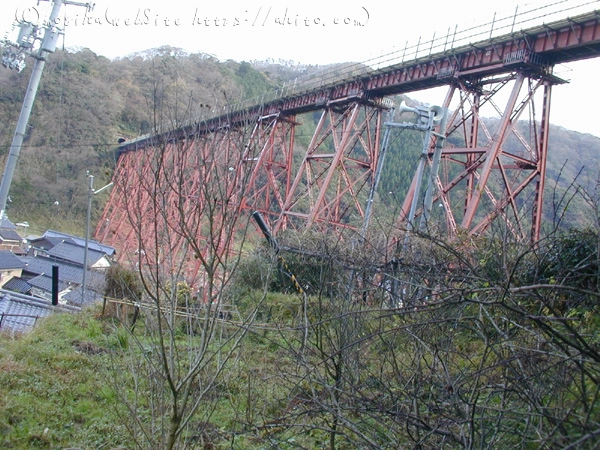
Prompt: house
<box><xmin>62</xmin><ymin>286</ymin><xmax>101</xmax><ymax>305</ymax></box>
<box><xmin>20</xmin><ymin>255</ymin><xmax>106</xmax><ymax>305</ymax></box>
<box><xmin>28</xmin><ymin>274</ymin><xmax>71</xmax><ymax>304</ymax></box>
<box><xmin>27</xmin><ymin>234</ymin><xmax>71</xmax><ymax>258</ymax></box>
<box><xmin>2</xmin><ymin>277</ymin><xmax>32</xmax><ymax>295</ymax></box>
<box><xmin>0</xmin><ymin>217</ymin><xmax>25</xmax><ymax>255</ymax></box>
<box><xmin>33</xmin><ymin>230</ymin><xmax>116</xmax><ymax>258</ymax></box>
<box><xmin>43</xmin><ymin>230</ymin><xmax>116</xmax><ymax>258</ymax></box>
<box><xmin>18</xmin><ymin>229</ymin><xmax>115</xmax><ymax>307</ymax></box>
<box><xmin>0</xmin><ymin>229</ymin><xmax>114</xmax><ymax>333</ymax></box>
<box><xmin>47</xmin><ymin>241</ymin><xmax>111</xmax><ymax>269</ymax></box>
<box><xmin>0</xmin><ymin>250</ymin><xmax>26</xmax><ymax>288</ymax></box>
<box><xmin>0</xmin><ymin>290</ymin><xmax>80</xmax><ymax>334</ymax></box>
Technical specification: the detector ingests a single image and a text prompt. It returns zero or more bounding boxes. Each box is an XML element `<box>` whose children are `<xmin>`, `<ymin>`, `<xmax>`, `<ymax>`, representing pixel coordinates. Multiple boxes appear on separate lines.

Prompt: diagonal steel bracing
<box><xmin>400</xmin><ymin>70</ymin><xmax>558</xmax><ymax>242</ymax></box>
<box><xmin>96</xmin><ymin>7</ymin><xmax>600</xmax><ymax>283</ymax></box>
<box><xmin>98</xmin><ymin>66</ymin><xmax>555</xmax><ymax>287</ymax></box>
<box><xmin>273</xmin><ymin>100</ymin><xmax>384</xmax><ymax>235</ymax></box>
<box><xmin>96</xmin><ymin>127</ymin><xmax>254</xmax><ymax>290</ymax></box>
<box><xmin>242</xmin><ymin>113</ymin><xmax>296</xmax><ymax>229</ymax></box>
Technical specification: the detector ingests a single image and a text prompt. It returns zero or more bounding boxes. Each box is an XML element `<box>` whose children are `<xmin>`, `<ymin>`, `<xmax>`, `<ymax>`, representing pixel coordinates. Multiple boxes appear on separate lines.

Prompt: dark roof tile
<box><xmin>43</xmin><ymin>230</ymin><xmax>115</xmax><ymax>256</ymax></box>
<box><xmin>20</xmin><ymin>255</ymin><xmax>106</xmax><ymax>290</ymax></box>
<box><xmin>0</xmin><ymin>250</ymin><xmax>26</xmax><ymax>270</ymax></box>
<box><xmin>0</xmin><ymin>290</ymin><xmax>80</xmax><ymax>333</ymax></box>
<box><xmin>47</xmin><ymin>241</ymin><xmax>106</xmax><ymax>267</ymax></box>
<box><xmin>0</xmin><ymin>218</ymin><xmax>16</xmax><ymax>230</ymax></box>
<box><xmin>28</xmin><ymin>274</ymin><xmax>69</xmax><ymax>292</ymax></box>
<box><xmin>0</xmin><ymin>229</ymin><xmax>23</xmax><ymax>242</ymax></box>
<box><xmin>29</xmin><ymin>236</ymin><xmax>73</xmax><ymax>252</ymax></box>
<box><xmin>2</xmin><ymin>277</ymin><xmax>32</xmax><ymax>294</ymax></box>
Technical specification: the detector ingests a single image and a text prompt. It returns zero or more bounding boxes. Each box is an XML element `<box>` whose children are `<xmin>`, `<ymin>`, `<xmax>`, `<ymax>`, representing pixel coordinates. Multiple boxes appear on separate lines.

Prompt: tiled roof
<box><xmin>3</xmin><ymin>277</ymin><xmax>32</xmax><ymax>294</ymax></box>
<box><xmin>0</xmin><ymin>290</ymin><xmax>80</xmax><ymax>333</ymax></box>
<box><xmin>63</xmin><ymin>288</ymin><xmax>102</xmax><ymax>305</ymax></box>
<box><xmin>0</xmin><ymin>250</ymin><xmax>26</xmax><ymax>270</ymax></box>
<box><xmin>47</xmin><ymin>241</ymin><xmax>106</xmax><ymax>267</ymax></box>
<box><xmin>28</xmin><ymin>274</ymin><xmax>69</xmax><ymax>292</ymax></box>
<box><xmin>20</xmin><ymin>256</ymin><xmax>106</xmax><ymax>291</ymax></box>
<box><xmin>0</xmin><ymin>229</ymin><xmax>23</xmax><ymax>242</ymax></box>
<box><xmin>0</xmin><ymin>217</ymin><xmax>16</xmax><ymax>230</ymax></box>
<box><xmin>29</xmin><ymin>236</ymin><xmax>73</xmax><ymax>252</ymax></box>
<box><xmin>43</xmin><ymin>230</ymin><xmax>115</xmax><ymax>256</ymax></box>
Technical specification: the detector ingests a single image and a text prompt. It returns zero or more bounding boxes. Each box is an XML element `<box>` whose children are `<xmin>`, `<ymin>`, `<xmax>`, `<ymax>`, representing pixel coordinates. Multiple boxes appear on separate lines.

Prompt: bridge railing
<box><xmin>128</xmin><ymin>0</ymin><xmax>598</xmax><ymax>146</ymax></box>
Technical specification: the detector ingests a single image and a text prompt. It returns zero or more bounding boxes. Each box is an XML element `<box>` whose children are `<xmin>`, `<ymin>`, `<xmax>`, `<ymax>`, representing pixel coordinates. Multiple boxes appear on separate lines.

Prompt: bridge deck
<box><xmin>119</xmin><ymin>9</ymin><xmax>600</xmax><ymax>153</ymax></box>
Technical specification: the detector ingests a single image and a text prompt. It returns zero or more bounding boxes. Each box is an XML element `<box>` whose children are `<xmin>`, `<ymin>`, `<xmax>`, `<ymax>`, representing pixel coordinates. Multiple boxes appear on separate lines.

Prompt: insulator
<box><xmin>17</xmin><ymin>23</ymin><xmax>35</xmax><ymax>49</ymax></box>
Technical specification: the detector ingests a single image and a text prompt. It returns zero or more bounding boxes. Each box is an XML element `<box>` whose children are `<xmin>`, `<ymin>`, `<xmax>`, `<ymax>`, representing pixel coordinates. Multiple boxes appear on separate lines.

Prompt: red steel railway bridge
<box><xmin>95</xmin><ymin>2</ymin><xmax>600</xmax><ymax>286</ymax></box>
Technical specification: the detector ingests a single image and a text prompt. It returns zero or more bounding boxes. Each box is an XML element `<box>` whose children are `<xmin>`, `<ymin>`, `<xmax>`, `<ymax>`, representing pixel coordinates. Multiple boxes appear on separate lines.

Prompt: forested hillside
<box><xmin>0</xmin><ymin>47</ymin><xmax>291</xmax><ymax>234</ymax></box>
<box><xmin>0</xmin><ymin>46</ymin><xmax>597</xmax><ymax>235</ymax></box>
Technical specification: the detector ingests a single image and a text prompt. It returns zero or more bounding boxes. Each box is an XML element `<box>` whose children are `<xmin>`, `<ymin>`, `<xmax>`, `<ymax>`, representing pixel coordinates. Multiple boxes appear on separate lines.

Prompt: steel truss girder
<box><xmin>241</xmin><ymin>114</ymin><xmax>296</xmax><ymax>230</ymax></box>
<box><xmin>401</xmin><ymin>70</ymin><xmax>554</xmax><ymax>242</ymax></box>
<box><xmin>95</xmin><ymin>9</ymin><xmax>600</xmax><ymax>286</ymax></box>
<box><xmin>95</xmin><ymin>127</ymin><xmax>252</xmax><ymax>292</ymax></box>
<box><xmin>273</xmin><ymin>100</ymin><xmax>384</xmax><ymax>234</ymax></box>
<box><xmin>98</xmin><ymin>71</ymin><xmax>554</xmax><ymax>288</ymax></box>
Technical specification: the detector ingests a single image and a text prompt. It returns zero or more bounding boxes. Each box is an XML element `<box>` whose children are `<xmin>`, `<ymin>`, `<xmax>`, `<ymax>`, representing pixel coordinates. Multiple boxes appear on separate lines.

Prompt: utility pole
<box><xmin>0</xmin><ymin>1</ymin><xmax>94</xmax><ymax>219</ymax></box>
<box><xmin>82</xmin><ymin>172</ymin><xmax>94</xmax><ymax>303</ymax></box>
<box><xmin>82</xmin><ymin>172</ymin><xmax>112</xmax><ymax>303</ymax></box>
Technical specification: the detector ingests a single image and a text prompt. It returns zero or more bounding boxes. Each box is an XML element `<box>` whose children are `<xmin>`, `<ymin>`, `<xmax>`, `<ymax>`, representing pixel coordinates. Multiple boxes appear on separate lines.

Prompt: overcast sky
<box><xmin>2</xmin><ymin>0</ymin><xmax>600</xmax><ymax>137</ymax></box>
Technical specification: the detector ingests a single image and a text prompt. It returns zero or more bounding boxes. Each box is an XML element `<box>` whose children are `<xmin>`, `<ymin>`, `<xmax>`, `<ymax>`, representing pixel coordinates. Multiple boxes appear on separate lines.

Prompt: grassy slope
<box><xmin>0</xmin><ymin>308</ymin><xmax>129</xmax><ymax>449</ymax></box>
<box><xmin>0</xmin><ymin>298</ymin><xmax>300</xmax><ymax>450</ymax></box>
<box><xmin>1</xmin><ymin>250</ymin><xmax>600</xmax><ymax>449</ymax></box>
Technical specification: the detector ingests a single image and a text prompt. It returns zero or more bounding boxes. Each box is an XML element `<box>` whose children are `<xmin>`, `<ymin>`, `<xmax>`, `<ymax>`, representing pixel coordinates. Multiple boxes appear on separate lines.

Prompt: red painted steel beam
<box><xmin>118</xmin><ymin>11</ymin><xmax>600</xmax><ymax>156</ymax></box>
<box><xmin>531</xmin><ymin>83</ymin><xmax>552</xmax><ymax>244</ymax></box>
<box><xmin>461</xmin><ymin>73</ymin><xmax>525</xmax><ymax>229</ymax></box>
<box><xmin>97</xmin><ymin>127</ymin><xmax>256</xmax><ymax>290</ymax></box>
<box><xmin>273</xmin><ymin>100</ymin><xmax>383</xmax><ymax>235</ymax></box>
<box><xmin>242</xmin><ymin>114</ymin><xmax>296</xmax><ymax>229</ymax></box>
<box><xmin>397</xmin><ymin>66</ymin><xmax>556</xmax><ymax>243</ymax></box>
<box><xmin>100</xmin><ymin>8</ymin><xmax>600</xmax><ymax>278</ymax></box>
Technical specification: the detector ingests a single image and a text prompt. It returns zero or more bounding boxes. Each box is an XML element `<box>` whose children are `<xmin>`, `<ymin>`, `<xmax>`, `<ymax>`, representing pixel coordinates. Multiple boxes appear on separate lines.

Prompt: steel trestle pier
<box><xmin>97</xmin><ymin>6</ymin><xmax>600</xmax><ymax>284</ymax></box>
